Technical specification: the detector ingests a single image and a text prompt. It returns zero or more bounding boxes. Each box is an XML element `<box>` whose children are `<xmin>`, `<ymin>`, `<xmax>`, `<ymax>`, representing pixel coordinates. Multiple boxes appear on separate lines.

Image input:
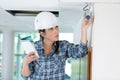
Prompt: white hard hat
<box><xmin>34</xmin><ymin>12</ymin><xmax>58</xmax><ymax>30</ymax></box>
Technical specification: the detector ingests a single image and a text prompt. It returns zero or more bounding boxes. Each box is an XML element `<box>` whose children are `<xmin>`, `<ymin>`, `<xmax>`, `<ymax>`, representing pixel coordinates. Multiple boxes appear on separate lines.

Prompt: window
<box><xmin>13</xmin><ymin>32</ymin><xmax>39</xmax><ymax>80</ymax></box>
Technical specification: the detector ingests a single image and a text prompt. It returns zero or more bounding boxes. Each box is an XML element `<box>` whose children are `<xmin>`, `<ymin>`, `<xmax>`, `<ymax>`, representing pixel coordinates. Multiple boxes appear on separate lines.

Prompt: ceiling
<box><xmin>0</xmin><ymin>0</ymin><xmax>59</xmax><ymax>32</ymax></box>
<box><xmin>0</xmin><ymin>0</ymin><xmax>88</xmax><ymax>33</ymax></box>
<box><xmin>0</xmin><ymin>0</ymin><xmax>119</xmax><ymax>33</ymax></box>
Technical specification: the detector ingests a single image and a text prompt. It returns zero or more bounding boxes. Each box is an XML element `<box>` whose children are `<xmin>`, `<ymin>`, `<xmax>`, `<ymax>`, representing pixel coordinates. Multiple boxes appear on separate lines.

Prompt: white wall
<box><xmin>92</xmin><ymin>3</ymin><xmax>120</xmax><ymax>80</ymax></box>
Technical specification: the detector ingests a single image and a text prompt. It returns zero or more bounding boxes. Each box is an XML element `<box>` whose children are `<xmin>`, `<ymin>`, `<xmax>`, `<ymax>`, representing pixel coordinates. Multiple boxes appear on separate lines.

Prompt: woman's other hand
<box><xmin>23</xmin><ymin>51</ymin><xmax>38</xmax><ymax>65</ymax></box>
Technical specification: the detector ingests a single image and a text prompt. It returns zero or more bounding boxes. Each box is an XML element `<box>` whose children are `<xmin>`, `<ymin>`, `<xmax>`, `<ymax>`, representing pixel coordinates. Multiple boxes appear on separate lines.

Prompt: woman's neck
<box><xmin>43</xmin><ymin>39</ymin><xmax>53</xmax><ymax>47</ymax></box>
<box><xmin>43</xmin><ymin>39</ymin><xmax>53</xmax><ymax>57</ymax></box>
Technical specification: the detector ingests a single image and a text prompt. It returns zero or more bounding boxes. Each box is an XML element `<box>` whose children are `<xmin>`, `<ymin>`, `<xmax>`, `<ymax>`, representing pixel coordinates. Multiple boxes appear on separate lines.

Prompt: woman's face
<box><xmin>41</xmin><ymin>26</ymin><xmax>59</xmax><ymax>42</ymax></box>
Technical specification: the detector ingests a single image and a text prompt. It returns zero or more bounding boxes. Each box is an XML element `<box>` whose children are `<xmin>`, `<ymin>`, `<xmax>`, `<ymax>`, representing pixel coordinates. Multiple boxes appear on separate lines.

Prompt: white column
<box><xmin>92</xmin><ymin>3</ymin><xmax>120</xmax><ymax>80</ymax></box>
<box><xmin>2</xmin><ymin>30</ymin><xmax>14</xmax><ymax>80</ymax></box>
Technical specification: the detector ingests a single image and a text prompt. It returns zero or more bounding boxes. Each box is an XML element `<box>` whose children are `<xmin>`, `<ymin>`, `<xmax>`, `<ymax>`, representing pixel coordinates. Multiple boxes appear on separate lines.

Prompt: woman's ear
<box><xmin>40</xmin><ymin>32</ymin><xmax>45</xmax><ymax>37</ymax></box>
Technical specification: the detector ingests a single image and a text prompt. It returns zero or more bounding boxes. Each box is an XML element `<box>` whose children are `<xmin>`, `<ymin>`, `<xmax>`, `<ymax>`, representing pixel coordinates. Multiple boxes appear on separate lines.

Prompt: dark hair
<box><xmin>38</xmin><ymin>29</ymin><xmax>59</xmax><ymax>54</ymax></box>
<box><xmin>54</xmin><ymin>41</ymin><xmax>59</xmax><ymax>53</ymax></box>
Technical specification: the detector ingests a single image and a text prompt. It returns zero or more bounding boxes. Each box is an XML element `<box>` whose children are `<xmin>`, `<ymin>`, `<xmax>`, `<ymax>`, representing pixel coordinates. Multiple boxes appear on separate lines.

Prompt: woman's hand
<box><xmin>21</xmin><ymin>51</ymin><xmax>38</xmax><ymax>77</ymax></box>
<box><xmin>81</xmin><ymin>17</ymin><xmax>94</xmax><ymax>44</ymax></box>
<box><xmin>23</xmin><ymin>51</ymin><xmax>38</xmax><ymax>65</ymax></box>
<box><xmin>81</xmin><ymin>17</ymin><xmax>94</xmax><ymax>30</ymax></box>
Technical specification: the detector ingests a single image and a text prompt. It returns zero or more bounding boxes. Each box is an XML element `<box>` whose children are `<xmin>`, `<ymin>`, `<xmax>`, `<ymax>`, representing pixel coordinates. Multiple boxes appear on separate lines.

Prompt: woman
<box><xmin>21</xmin><ymin>12</ymin><xmax>94</xmax><ymax>80</ymax></box>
